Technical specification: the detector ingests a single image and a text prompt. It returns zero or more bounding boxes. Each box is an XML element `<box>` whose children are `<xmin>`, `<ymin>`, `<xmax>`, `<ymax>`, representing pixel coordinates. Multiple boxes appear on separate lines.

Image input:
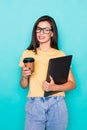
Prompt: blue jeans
<box><xmin>25</xmin><ymin>96</ymin><xmax>68</xmax><ymax>130</ymax></box>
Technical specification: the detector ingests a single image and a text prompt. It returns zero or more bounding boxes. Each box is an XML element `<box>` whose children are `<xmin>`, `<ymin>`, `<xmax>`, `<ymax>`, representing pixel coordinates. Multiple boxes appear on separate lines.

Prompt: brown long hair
<box><xmin>27</xmin><ymin>15</ymin><xmax>59</xmax><ymax>54</ymax></box>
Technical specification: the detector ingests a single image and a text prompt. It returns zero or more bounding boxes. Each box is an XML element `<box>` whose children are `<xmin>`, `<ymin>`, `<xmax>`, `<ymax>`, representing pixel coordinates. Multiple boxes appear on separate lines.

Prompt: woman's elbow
<box><xmin>72</xmin><ymin>80</ymin><xmax>76</xmax><ymax>89</ymax></box>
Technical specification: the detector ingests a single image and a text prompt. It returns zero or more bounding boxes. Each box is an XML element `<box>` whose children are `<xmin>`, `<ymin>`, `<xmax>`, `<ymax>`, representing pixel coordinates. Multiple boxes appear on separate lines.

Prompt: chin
<box><xmin>39</xmin><ymin>41</ymin><xmax>46</xmax><ymax>44</ymax></box>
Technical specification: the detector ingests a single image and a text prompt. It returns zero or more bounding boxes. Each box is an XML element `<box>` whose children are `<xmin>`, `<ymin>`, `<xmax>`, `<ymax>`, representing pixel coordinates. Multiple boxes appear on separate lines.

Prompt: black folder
<box><xmin>44</xmin><ymin>55</ymin><xmax>72</xmax><ymax>97</ymax></box>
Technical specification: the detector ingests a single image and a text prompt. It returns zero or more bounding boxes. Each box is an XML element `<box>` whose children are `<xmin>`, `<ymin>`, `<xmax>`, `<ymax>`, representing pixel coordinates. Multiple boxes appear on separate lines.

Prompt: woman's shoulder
<box><xmin>51</xmin><ymin>48</ymin><xmax>65</xmax><ymax>56</ymax></box>
<box><xmin>22</xmin><ymin>49</ymin><xmax>35</xmax><ymax>56</ymax></box>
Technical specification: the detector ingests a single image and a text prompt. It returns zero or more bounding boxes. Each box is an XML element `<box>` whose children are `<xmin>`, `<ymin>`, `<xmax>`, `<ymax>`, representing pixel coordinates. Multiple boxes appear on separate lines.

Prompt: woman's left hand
<box><xmin>42</xmin><ymin>76</ymin><xmax>55</xmax><ymax>92</ymax></box>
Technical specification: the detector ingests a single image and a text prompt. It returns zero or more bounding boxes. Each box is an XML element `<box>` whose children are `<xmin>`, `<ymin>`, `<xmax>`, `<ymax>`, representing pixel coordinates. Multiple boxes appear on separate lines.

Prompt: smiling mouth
<box><xmin>38</xmin><ymin>36</ymin><xmax>45</xmax><ymax>40</ymax></box>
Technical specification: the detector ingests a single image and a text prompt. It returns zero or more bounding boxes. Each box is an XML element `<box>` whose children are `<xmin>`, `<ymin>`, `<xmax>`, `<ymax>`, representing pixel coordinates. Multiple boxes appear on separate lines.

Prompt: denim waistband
<box><xmin>28</xmin><ymin>96</ymin><xmax>64</xmax><ymax>102</ymax></box>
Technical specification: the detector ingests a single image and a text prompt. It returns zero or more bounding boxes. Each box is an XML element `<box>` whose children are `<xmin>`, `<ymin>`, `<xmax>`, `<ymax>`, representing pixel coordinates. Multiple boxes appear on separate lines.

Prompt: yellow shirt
<box><xmin>19</xmin><ymin>48</ymin><xmax>65</xmax><ymax>97</ymax></box>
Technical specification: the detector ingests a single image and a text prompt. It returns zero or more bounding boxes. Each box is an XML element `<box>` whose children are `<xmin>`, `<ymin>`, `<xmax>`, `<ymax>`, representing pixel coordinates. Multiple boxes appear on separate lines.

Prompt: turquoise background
<box><xmin>0</xmin><ymin>0</ymin><xmax>87</xmax><ymax>130</ymax></box>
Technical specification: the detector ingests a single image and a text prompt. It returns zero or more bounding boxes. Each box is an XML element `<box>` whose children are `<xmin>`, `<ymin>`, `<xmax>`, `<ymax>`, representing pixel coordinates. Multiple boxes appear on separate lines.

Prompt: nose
<box><xmin>40</xmin><ymin>29</ymin><xmax>44</xmax><ymax>34</ymax></box>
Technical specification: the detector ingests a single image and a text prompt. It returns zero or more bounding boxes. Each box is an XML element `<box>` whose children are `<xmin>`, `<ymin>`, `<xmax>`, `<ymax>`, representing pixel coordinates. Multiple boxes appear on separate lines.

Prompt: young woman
<box><xmin>19</xmin><ymin>15</ymin><xmax>76</xmax><ymax>130</ymax></box>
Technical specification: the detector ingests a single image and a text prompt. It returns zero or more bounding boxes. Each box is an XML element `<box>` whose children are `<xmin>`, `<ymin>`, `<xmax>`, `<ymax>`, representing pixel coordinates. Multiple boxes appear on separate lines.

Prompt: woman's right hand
<box><xmin>22</xmin><ymin>66</ymin><xmax>32</xmax><ymax>79</ymax></box>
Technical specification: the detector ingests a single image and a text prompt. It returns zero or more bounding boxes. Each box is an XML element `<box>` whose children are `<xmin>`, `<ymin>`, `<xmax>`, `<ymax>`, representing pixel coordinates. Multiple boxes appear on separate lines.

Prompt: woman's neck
<box><xmin>38</xmin><ymin>44</ymin><xmax>51</xmax><ymax>51</ymax></box>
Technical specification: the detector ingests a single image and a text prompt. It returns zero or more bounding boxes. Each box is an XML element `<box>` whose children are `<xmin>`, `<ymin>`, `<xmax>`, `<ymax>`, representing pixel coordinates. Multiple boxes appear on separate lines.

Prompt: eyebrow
<box><xmin>37</xmin><ymin>26</ymin><xmax>52</xmax><ymax>29</ymax></box>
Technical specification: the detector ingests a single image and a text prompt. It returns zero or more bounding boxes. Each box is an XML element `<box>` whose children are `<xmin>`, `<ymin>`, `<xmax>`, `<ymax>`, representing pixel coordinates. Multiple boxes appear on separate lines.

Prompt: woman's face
<box><xmin>36</xmin><ymin>21</ymin><xmax>53</xmax><ymax>45</ymax></box>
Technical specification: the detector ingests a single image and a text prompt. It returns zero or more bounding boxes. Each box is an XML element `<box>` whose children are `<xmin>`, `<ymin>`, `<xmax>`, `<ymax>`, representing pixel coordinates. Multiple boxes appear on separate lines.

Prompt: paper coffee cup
<box><xmin>23</xmin><ymin>57</ymin><xmax>35</xmax><ymax>73</ymax></box>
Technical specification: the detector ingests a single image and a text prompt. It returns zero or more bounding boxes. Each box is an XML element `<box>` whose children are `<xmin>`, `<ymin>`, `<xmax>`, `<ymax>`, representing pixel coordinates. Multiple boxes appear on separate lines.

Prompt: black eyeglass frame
<box><xmin>36</xmin><ymin>27</ymin><xmax>52</xmax><ymax>34</ymax></box>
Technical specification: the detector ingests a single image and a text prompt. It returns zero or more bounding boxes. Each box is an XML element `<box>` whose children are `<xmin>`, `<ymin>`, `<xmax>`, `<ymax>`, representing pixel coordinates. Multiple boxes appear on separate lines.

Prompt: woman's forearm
<box><xmin>20</xmin><ymin>77</ymin><xmax>29</xmax><ymax>88</ymax></box>
<box><xmin>54</xmin><ymin>80</ymin><xmax>76</xmax><ymax>91</ymax></box>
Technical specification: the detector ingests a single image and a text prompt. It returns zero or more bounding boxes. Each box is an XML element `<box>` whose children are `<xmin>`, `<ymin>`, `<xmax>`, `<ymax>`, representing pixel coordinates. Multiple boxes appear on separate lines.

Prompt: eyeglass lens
<box><xmin>36</xmin><ymin>27</ymin><xmax>52</xmax><ymax>34</ymax></box>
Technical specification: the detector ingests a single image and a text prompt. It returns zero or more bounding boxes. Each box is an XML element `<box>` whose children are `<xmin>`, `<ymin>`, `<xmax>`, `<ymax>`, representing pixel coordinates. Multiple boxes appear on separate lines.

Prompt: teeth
<box><xmin>39</xmin><ymin>36</ymin><xmax>45</xmax><ymax>39</ymax></box>
<box><xmin>40</xmin><ymin>36</ymin><xmax>44</xmax><ymax>38</ymax></box>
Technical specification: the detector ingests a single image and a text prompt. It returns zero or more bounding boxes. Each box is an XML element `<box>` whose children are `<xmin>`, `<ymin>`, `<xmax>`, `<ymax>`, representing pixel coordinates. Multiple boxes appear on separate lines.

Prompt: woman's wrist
<box><xmin>22</xmin><ymin>76</ymin><xmax>29</xmax><ymax>80</ymax></box>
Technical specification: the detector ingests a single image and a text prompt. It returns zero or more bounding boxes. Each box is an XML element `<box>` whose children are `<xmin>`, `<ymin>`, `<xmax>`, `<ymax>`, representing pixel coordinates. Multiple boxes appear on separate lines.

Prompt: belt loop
<box><xmin>40</xmin><ymin>97</ymin><xmax>45</xmax><ymax>102</ymax></box>
<box><xmin>53</xmin><ymin>96</ymin><xmax>57</xmax><ymax>99</ymax></box>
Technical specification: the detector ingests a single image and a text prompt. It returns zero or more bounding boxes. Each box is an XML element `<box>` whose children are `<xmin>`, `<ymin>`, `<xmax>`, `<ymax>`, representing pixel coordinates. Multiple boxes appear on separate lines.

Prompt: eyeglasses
<box><xmin>36</xmin><ymin>27</ymin><xmax>52</xmax><ymax>34</ymax></box>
